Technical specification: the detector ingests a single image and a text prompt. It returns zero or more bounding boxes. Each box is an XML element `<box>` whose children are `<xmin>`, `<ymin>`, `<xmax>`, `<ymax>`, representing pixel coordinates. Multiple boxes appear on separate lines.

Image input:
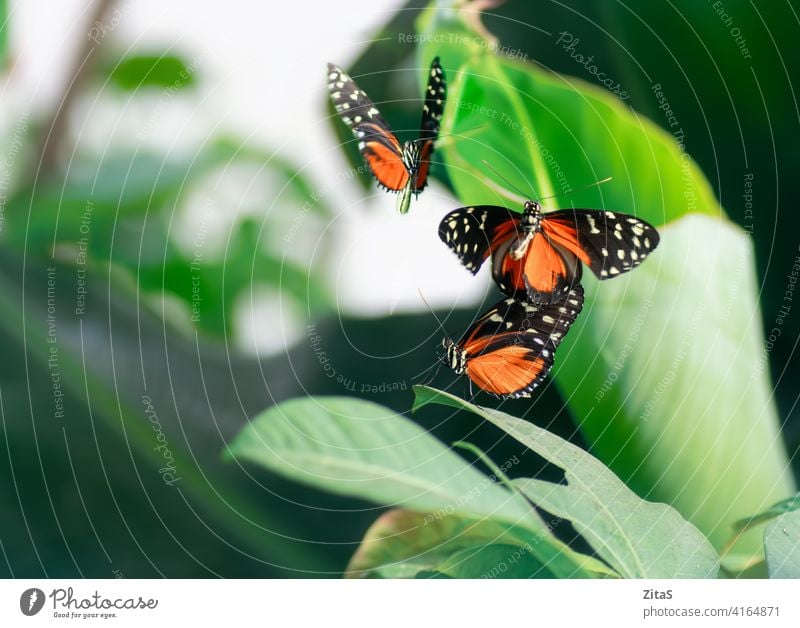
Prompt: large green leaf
<box><xmin>415</xmin><ymin>2</ymin><xmax>794</xmax><ymax>559</ymax></box>
<box><xmin>414</xmin><ymin>386</ymin><xmax>720</xmax><ymax>578</ymax></box>
<box><xmin>346</xmin><ymin>508</ymin><xmax>525</xmax><ymax>578</ymax></box>
<box><xmin>227</xmin><ymin>396</ymin><xmax>604</xmax><ymax>577</ymax></box>
<box><xmin>764</xmin><ymin>509</ymin><xmax>800</xmax><ymax>578</ymax></box>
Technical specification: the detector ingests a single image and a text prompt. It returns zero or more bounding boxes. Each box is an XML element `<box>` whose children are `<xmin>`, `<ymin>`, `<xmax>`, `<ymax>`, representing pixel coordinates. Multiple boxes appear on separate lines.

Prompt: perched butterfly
<box><xmin>441</xmin><ymin>287</ymin><xmax>584</xmax><ymax>398</ymax></box>
<box><xmin>439</xmin><ymin>201</ymin><xmax>659</xmax><ymax>304</ymax></box>
<box><xmin>327</xmin><ymin>57</ymin><xmax>446</xmax><ymax>213</ymax></box>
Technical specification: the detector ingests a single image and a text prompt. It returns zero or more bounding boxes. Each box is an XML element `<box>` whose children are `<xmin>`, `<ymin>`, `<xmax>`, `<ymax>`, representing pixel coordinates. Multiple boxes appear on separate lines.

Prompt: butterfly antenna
<box><xmin>481</xmin><ymin>160</ymin><xmax>534</xmax><ymax>200</ymax></box>
<box><xmin>414</xmin><ymin>288</ymin><xmax>447</xmax><ymax>386</ymax></box>
<box><xmin>436</xmin><ymin>124</ymin><xmax>487</xmax><ymax>142</ymax></box>
<box><xmin>417</xmin><ymin>288</ymin><xmax>447</xmax><ymax>335</ymax></box>
<box><xmin>536</xmin><ymin>177</ymin><xmax>612</xmax><ymax>203</ymax></box>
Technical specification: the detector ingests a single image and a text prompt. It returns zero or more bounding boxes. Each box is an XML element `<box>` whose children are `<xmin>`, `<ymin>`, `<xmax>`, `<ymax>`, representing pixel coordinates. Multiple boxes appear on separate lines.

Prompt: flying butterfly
<box><xmin>441</xmin><ymin>287</ymin><xmax>584</xmax><ymax>398</ymax></box>
<box><xmin>439</xmin><ymin>199</ymin><xmax>659</xmax><ymax>305</ymax></box>
<box><xmin>327</xmin><ymin>57</ymin><xmax>446</xmax><ymax>213</ymax></box>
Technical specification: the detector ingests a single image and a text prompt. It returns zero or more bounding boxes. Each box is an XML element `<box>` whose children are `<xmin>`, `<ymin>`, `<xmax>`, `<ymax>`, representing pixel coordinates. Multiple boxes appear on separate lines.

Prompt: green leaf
<box><xmin>413</xmin><ymin>386</ymin><xmax>720</xmax><ymax>578</ymax></box>
<box><xmin>764</xmin><ymin>509</ymin><xmax>800</xmax><ymax>578</ymax></box>
<box><xmin>733</xmin><ymin>494</ymin><xmax>800</xmax><ymax>534</ymax></box>
<box><xmin>416</xmin><ymin>3</ymin><xmax>795</xmax><ymax>558</ymax></box>
<box><xmin>0</xmin><ymin>0</ymin><xmax>7</xmax><ymax>67</ymax></box>
<box><xmin>227</xmin><ymin>396</ymin><xmax>603</xmax><ymax>578</ymax></box>
<box><xmin>106</xmin><ymin>53</ymin><xmax>197</xmax><ymax>90</ymax></box>
<box><xmin>421</xmin><ymin>543</ymin><xmax>554</xmax><ymax>579</ymax></box>
<box><xmin>346</xmin><ymin>508</ymin><xmax>525</xmax><ymax>578</ymax></box>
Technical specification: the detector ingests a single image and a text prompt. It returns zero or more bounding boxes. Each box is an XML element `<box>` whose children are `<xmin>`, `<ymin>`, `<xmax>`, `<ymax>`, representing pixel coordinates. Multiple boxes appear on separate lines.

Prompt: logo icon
<box><xmin>20</xmin><ymin>588</ymin><xmax>45</xmax><ymax>616</ymax></box>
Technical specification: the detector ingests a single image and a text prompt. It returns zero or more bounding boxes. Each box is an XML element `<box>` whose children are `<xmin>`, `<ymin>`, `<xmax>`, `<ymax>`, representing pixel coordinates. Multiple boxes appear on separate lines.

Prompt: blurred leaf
<box><xmin>0</xmin><ymin>0</ymin><xmax>7</xmax><ymax>67</ymax></box>
<box><xmin>415</xmin><ymin>2</ymin><xmax>795</xmax><ymax>557</ymax></box>
<box><xmin>227</xmin><ymin>396</ymin><xmax>604</xmax><ymax>577</ymax></box>
<box><xmin>106</xmin><ymin>53</ymin><xmax>197</xmax><ymax>90</ymax></box>
<box><xmin>732</xmin><ymin>494</ymin><xmax>800</xmax><ymax>535</ymax></box>
<box><xmin>346</xmin><ymin>508</ymin><xmax>523</xmax><ymax>578</ymax></box>
<box><xmin>413</xmin><ymin>386</ymin><xmax>720</xmax><ymax>578</ymax></box>
<box><xmin>764</xmin><ymin>509</ymin><xmax>800</xmax><ymax>578</ymax></box>
<box><xmin>3</xmin><ymin>138</ymin><xmax>332</xmax><ymax>337</ymax></box>
<box><xmin>420</xmin><ymin>543</ymin><xmax>554</xmax><ymax>579</ymax></box>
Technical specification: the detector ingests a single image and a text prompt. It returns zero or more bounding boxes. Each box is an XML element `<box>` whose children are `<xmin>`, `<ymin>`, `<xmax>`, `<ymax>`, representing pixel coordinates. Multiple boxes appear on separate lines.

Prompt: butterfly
<box><xmin>439</xmin><ymin>200</ymin><xmax>659</xmax><ymax>304</ymax></box>
<box><xmin>327</xmin><ymin>57</ymin><xmax>446</xmax><ymax>213</ymax></box>
<box><xmin>441</xmin><ymin>287</ymin><xmax>584</xmax><ymax>398</ymax></box>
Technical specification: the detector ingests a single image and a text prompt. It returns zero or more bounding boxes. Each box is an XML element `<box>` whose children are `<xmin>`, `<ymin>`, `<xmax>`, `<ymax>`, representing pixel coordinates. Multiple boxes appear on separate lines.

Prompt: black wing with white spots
<box><xmin>327</xmin><ymin>63</ymin><xmax>400</xmax><ymax>157</ymax></box>
<box><xmin>447</xmin><ymin>287</ymin><xmax>584</xmax><ymax>398</ymax></box>
<box><xmin>543</xmin><ymin>209</ymin><xmax>660</xmax><ymax>280</ymax></box>
<box><xmin>419</xmin><ymin>57</ymin><xmax>446</xmax><ymax>142</ymax></box>
<box><xmin>437</xmin><ymin>205</ymin><xmax>522</xmax><ymax>274</ymax></box>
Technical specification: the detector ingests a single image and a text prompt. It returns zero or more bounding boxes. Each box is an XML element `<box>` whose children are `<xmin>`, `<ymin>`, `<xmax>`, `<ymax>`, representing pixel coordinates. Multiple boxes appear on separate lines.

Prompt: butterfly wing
<box><xmin>542</xmin><ymin>209</ymin><xmax>660</xmax><ymax>279</ymax></box>
<box><xmin>327</xmin><ymin>63</ymin><xmax>410</xmax><ymax>192</ymax></box>
<box><xmin>457</xmin><ymin>287</ymin><xmax>584</xmax><ymax>398</ymax></box>
<box><xmin>438</xmin><ymin>206</ymin><xmax>522</xmax><ymax>274</ymax></box>
<box><xmin>413</xmin><ymin>57</ymin><xmax>447</xmax><ymax>192</ymax></box>
<box><xmin>493</xmin><ymin>234</ymin><xmax>582</xmax><ymax>304</ymax></box>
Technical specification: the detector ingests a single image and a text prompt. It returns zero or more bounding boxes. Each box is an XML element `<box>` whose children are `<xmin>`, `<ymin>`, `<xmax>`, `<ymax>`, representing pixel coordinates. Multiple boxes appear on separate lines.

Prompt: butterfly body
<box><xmin>439</xmin><ymin>200</ymin><xmax>659</xmax><ymax>304</ymax></box>
<box><xmin>441</xmin><ymin>288</ymin><xmax>584</xmax><ymax>398</ymax></box>
<box><xmin>327</xmin><ymin>59</ymin><xmax>446</xmax><ymax>213</ymax></box>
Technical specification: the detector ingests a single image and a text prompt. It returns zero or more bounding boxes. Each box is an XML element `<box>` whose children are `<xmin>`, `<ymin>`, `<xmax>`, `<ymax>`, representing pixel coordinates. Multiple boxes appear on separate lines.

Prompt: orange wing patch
<box><xmin>465</xmin><ymin>347</ymin><xmax>547</xmax><ymax>397</ymax></box>
<box><xmin>522</xmin><ymin>235</ymin><xmax>568</xmax><ymax>294</ymax></box>
<box><xmin>541</xmin><ymin>218</ymin><xmax>592</xmax><ymax>266</ymax></box>
<box><xmin>364</xmin><ymin>141</ymin><xmax>409</xmax><ymax>191</ymax></box>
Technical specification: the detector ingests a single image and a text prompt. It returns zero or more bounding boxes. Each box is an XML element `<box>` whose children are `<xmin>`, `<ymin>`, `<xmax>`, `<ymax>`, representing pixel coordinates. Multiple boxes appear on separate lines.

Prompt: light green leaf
<box><xmin>415</xmin><ymin>3</ymin><xmax>795</xmax><ymax>558</ymax></box>
<box><xmin>414</xmin><ymin>386</ymin><xmax>720</xmax><ymax>578</ymax></box>
<box><xmin>227</xmin><ymin>396</ymin><xmax>602</xmax><ymax>577</ymax></box>
<box><xmin>764</xmin><ymin>509</ymin><xmax>800</xmax><ymax>578</ymax></box>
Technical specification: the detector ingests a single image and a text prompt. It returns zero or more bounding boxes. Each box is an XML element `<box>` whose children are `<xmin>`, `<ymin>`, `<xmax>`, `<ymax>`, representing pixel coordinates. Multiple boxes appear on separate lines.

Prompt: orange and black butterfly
<box><xmin>442</xmin><ymin>287</ymin><xmax>584</xmax><ymax>398</ymax></box>
<box><xmin>327</xmin><ymin>57</ymin><xmax>446</xmax><ymax>213</ymax></box>
<box><xmin>439</xmin><ymin>201</ymin><xmax>659</xmax><ymax>304</ymax></box>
